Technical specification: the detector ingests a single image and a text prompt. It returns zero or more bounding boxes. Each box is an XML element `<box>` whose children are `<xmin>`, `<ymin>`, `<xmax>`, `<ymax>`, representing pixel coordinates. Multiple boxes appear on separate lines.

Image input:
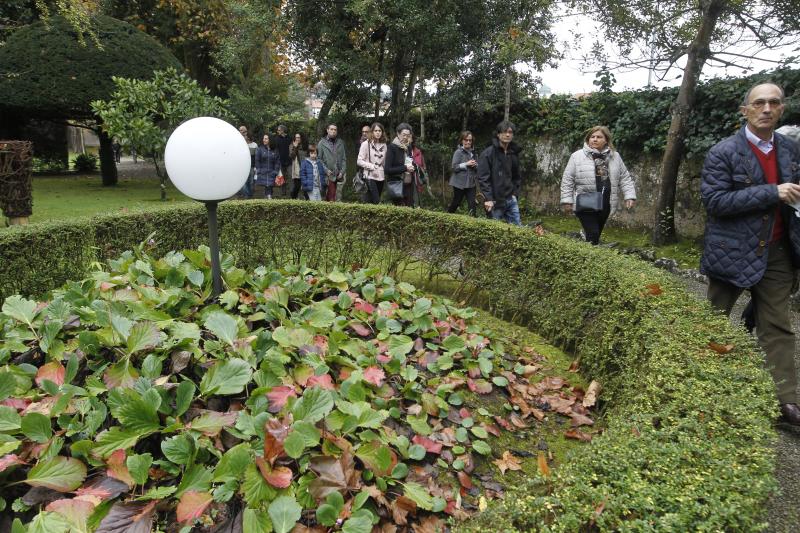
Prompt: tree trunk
<box><xmin>316</xmin><ymin>80</ymin><xmax>344</xmax><ymax>138</ymax></box>
<box><xmin>401</xmin><ymin>58</ymin><xmax>419</xmax><ymax>123</ymax></box>
<box><xmin>152</xmin><ymin>156</ymin><xmax>167</xmax><ymax>201</ymax></box>
<box><xmin>388</xmin><ymin>49</ymin><xmax>406</xmax><ymax>128</ymax></box>
<box><xmin>504</xmin><ymin>66</ymin><xmax>512</xmax><ymax>121</ymax></box>
<box><xmin>97</xmin><ymin>127</ymin><xmax>118</xmax><ymax>187</ymax></box>
<box><xmin>420</xmin><ymin>106</ymin><xmax>425</xmax><ymax>141</ymax></box>
<box><xmin>462</xmin><ymin>101</ymin><xmax>471</xmax><ymax>132</ymax></box>
<box><xmin>374</xmin><ymin>34</ymin><xmax>387</xmax><ymax>121</ymax></box>
<box><xmin>652</xmin><ymin>0</ymin><xmax>724</xmax><ymax>245</ymax></box>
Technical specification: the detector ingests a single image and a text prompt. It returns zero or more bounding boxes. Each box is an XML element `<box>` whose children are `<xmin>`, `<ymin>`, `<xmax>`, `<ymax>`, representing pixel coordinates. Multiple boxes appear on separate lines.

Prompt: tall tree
<box><xmin>588</xmin><ymin>0</ymin><xmax>800</xmax><ymax>244</ymax></box>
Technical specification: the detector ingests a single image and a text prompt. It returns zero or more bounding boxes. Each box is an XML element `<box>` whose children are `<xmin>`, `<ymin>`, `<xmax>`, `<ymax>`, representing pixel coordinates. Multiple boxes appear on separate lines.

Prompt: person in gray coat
<box><xmin>560</xmin><ymin>125</ymin><xmax>636</xmax><ymax>244</ymax></box>
<box><xmin>317</xmin><ymin>123</ymin><xmax>347</xmax><ymax>202</ymax></box>
<box><xmin>447</xmin><ymin>131</ymin><xmax>478</xmax><ymax>216</ymax></box>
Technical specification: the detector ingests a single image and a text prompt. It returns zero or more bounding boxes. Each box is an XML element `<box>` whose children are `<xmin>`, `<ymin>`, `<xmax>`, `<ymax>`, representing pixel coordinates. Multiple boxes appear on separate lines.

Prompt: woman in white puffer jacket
<box><xmin>560</xmin><ymin>126</ymin><xmax>637</xmax><ymax>244</ymax></box>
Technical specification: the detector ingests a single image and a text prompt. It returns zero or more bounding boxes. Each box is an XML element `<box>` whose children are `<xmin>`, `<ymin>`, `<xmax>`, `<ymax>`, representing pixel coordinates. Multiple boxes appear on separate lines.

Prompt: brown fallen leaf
<box><xmin>708</xmin><ymin>342</ymin><xmax>735</xmax><ymax>354</ymax></box>
<box><xmin>567</xmin><ymin>360</ymin><xmax>580</xmax><ymax>373</ymax></box>
<box><xmin>564</xmin><ymin>429</ymin><xmax>593</xmax><ymax>442</ymax></box>
<box><xmin>644</xmin><ymin>283</ymin><xmax>663</xmax><ymax>296</ymax></box>
<box><xmin>412</xmin><ymin>515</ymin><xmax>445</xmax><ymax>533</ymax></box>
<box><xmin>583</xmin><ymin>380</ymin><xmax>601</xmax><ymax>408</ymax></box>
<box><xmin>457</xmin><ymin>471</ymin><xmax>472</xmax><ymax>489</ymax></box>
<box><xmin>390</xmin><ymin>495</ymin><xmax>417</xmax><ymax>525</ymax></box>
<box><xmin>537</xmin><ymin>450</ymin><xmax>550</xmax><ymax>478</ymax></box>
<box><xmin>570</xmin><ymin>413</ymin><xmax>595</xmax><ymax>427</ymax></box>
<box><xmin>493</xmin><ymin>450</ymin><xmax>522</xmax><ymax>475</ymax></box>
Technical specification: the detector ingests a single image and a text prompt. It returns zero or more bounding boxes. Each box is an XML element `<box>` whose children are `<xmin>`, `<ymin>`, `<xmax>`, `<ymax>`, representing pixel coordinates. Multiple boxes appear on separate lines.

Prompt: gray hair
<box><xmin>495</xmin><ymin>120</ymin><xmax>516</xmax><ymax>134</ymax></box>
<box><xmin>396</xmin><ymin>122</ymin><xmax>413</xmax><ymax>135</ymax></box>
<box><xmin>741</xmin><ymin>82</ymin><xmax>785</xmax><ymax>107</ymax></box>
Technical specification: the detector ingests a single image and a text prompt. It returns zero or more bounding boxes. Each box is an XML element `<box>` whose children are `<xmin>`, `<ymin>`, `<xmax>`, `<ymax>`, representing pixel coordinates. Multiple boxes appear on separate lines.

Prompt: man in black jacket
<box><xmin>478</xmin><ymin>120</ymin><xmax>522</xmax><ymax>225</ymax></box>
<box><xmin>274</xmin><ymin>125</ymin><xmax>291</xmax><ymax>198</ymax></box>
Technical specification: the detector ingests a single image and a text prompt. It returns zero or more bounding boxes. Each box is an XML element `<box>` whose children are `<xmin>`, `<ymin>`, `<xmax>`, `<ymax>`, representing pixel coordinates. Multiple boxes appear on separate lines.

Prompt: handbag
<box><xmin>353</xmin><ymin>169</ymin><xmax>366</xmax><ymax>193</ymax></box>
<box><xmin>387</xmin><ymin>180</ymin><xmax>404</xmax><ymax>200</ymax></box>
<box><xmin>275</xmin><ymin>173</ymin><xmax>285</xmax><ymax>187</ymax></box>
<box><xmin>575</xmin><ymin>187</ymin><xmax>604</xmax><ymax>213</ymax></box>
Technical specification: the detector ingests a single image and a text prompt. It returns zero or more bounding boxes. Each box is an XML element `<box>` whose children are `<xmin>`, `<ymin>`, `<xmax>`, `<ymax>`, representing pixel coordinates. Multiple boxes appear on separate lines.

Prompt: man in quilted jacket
<box><xmin>701</xmin><ymin>82</ymin><xmax>800</xmax><ymax>425</ymax></box>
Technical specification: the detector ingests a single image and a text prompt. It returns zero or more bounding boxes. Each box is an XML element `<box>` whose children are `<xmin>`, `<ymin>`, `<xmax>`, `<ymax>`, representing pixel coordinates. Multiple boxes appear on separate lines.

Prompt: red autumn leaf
<box><xmin>75</xmin><ymin>475</ymin><xmax>130</xmax><ymax>501</ymax></box>
<box><xmin>457</xmin><ymin>471</ymin><xmax>472</xmax><ymax>489</ymax></box>
<box><xmin>412</xmin><ymin>435</ymin><xmax>442</xmax><ymax>454</ymax></box>
<box><xmin>266</xmin><ymin>385</ymin><xmax>297</xmax><ymax>413</ymax></box>
<box><xmin>564</xmin><ymin>429</ymin><xmax>593</xmax><ymax>442</ymax></box>
<box><xmin>483</xmin><ymin>423</ymin><xmax>502</xmax><ymax>437</ymax></box>
<box><xmin>99</xmin><ymin>281</ymin><xmax>115</xmax><ymax>291</ymax></box>
<box><xmin>708</xmin><ymin>342</ymin><xmax>735</xmax><ymax>354</ymax></box>
<box><xmin>363</xmin><ymin>366</ymin><xmax>386</xmax><ymax>387</ymax></box>
<box><xmin>36</xmin><ymin>361</ymin><xmax>65</xmax><ymax>387</ymax></box>
<box><xmin>106</xmin><ymin>450</ymin><xmax>134</xmax><ymax>487</ymax></box>
<box><xmin>458</xmin><ymin>407</ymin><xmax>472</xmax><ymax>419</ymax></box>
<box><xmin>263</xmin><ymin>416</ymin><xmax>291</xmax><ymax>464</ymax></box>
<box><xmin>46</xmin><ymin>498</ymin><xmax>97</xmax><ymax>525</ymax></box>
<box><xmin>350</xmin><ymin>322</ymin><xmax>372</xmax><ymax>337</ymax></box>
<box><xmin>256</xmin><ymin>459</ymin><xmax>293</xmax><ymax>488</ymax></box>
<box><xmin>354</xmin><ymin>301</ymin><xmax>375</xmax><ymax>314</ymax></box>
<box><xmin>313</xmin><ymin>335</ymin><xmax>329</xmax><ymax>354</ymax></box>
<box><xmin>96</xmin><ymin>500</ymin><xmax>156</xmax><ymax>533</ymax></box>
<box><xmin>176</xmin><ymin>490</ymin><xmax>213</xmax><ymax>524</ymax></box>
<box><xmin>467</xmin><ymin>378</ymin><xmax>492</xmax><ymax>394</ymax></box>
<box><xmin>494</xmin><ymin>416</ymin><xmax>513</xmax><ymax>431</ymax></box>
<box><xmin>0</xmin><ymin>454</ymin><xmax>24</xmax><ymax>473</ymax></box>
<box><xmin>376</xmin><ymin>354</ymin><xmax>392</xmax><ymax>364</ymax></box>
<box><xmin>306</xmin><ymin>374</ymin><xmax>335</xmax><ymax>390</ymax></box>
<box><xmin>1</xmin><ymin>398</ymin><xmax>29</xmax><ymax>410</ymax></box>
<box><xmin>493</xmin><ymin>451</ymin><xmax>522</xmax><ymax>475</ymax></box>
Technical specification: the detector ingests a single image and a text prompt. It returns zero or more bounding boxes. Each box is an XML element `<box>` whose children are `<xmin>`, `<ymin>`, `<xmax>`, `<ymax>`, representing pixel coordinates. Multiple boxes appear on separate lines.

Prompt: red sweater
<box><xmin>749</xmin><ymin>142</ymin><xmax>783</xmax><ymax>242</ymax></box>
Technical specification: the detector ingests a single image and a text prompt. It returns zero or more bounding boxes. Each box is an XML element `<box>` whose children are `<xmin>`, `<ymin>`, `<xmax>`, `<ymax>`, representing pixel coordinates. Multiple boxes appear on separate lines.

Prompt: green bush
<box><xmin>71</xmin><ymin>152</ymin><xmax>98</xmax><ymax>172</ymax></box>
<box><xmin>0</xmin><ymin>202</ymin><xmax>778</xmax><ymax>530</ymax></box>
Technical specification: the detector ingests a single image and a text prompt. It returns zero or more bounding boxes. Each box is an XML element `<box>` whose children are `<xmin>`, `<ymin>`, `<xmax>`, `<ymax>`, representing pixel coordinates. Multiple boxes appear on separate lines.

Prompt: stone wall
<box><xmin>523</xmin><ymin>137</ymin><xmax>707</xmax><ymax>238</ymax></box>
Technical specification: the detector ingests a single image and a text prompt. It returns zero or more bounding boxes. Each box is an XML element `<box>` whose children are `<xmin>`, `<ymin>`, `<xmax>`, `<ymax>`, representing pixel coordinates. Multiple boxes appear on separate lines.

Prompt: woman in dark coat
<box><xmin>384</xmin><ymin>123</ymin><xmax>416</xmax><ymax>207</ymax></box>
<box><xmin>447</xmin><ymin>130</ymin><xmax>478</xmax><ymax>216</ymax></box>
<box><xmin>254</xmin><ymin>133</ymin><xmax>281</xmax><ymax>199</ymax></box>
<box><xmin>289</xmin><ymin>132</ymin><xmax>308</xmax><ymax>199</ymax></box>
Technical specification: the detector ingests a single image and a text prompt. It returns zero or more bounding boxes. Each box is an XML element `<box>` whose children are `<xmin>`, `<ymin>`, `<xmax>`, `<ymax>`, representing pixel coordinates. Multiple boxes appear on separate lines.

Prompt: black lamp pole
<box><xmin>205</xmin><ymin>200</ymin><xmax>223</xmax><ymax>297</ymax></box>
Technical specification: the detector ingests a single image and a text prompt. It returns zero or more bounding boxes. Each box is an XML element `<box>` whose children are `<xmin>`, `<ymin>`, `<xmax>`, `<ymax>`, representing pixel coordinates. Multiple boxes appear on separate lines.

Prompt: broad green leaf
<box><xmin>213</xmin><ymin>443</ymin><xmax>251</xmax><ymax>483</ymax></box>
<box><xmin>442</xmin><ymin>335</ymin><xmax>466</xmax><ymax>353</ymax></box>
<box><xmin>39</xmin><ymin>320</ymin><xmax>63</xmax><ymax>354</ymax></box>
<box><xmin>408</xmin><ymin>444</ymin><xmax>426</xmax><ymax>461</ymax></box>
<box><xmin>175</xmin><ymin>381</ymin><xmax>195</xmax><ymax>417</ymax></box>
<box><xmin>342</xmin><ymin>513</ymin><xmax>373</xmax><ymax>533</ymax></box>
<box><xmin>412</xmin><ymin>297</ymin><xmax>432</xmax><ymax>317</ymax></box>
<box><xmin>25</xmin><ymin>456</ymin><xmax>87</xmax><ymax>492</ymax></box>
<box><xmin>0</xmin><ymin>405</ymin><xmax>21</xmax><ymax>431</ymax></box>
<box><xmin>403</xmin><ymin>481</ymin><xmax>434</xmax><ymax>510</ymax></box>
<box><xmin>407</xmin><ymin>415</ymin><xmax>431</xmax><ymax>436</ymax></box>
<box><xmin>242</xmin><ymin>464</ymin><xmax>276</xmax><ymax>506</ymax></box>
<box><xmin>391</xmin><ymin>462</ymin><xmax>409</xmax><ymax>479</ymax></box>
<box><xmin>27</xmin><ymin>511</ymin><xmax>70</xmax><ymax>533</ymax></box>
<box><xmin>175</xmin><ymin>465</ymin><xmax>212</xmax><ymax>497</ymax></box>
<box><xmin>283</xmin><ymin>429</ymin><xmax>306</xmax><ymax>459</ymax></box>
<box><xmin>292</xmin><ymin>421</ymin><xmax>321</xmax><ymax>447</ymax></box>
<box><xmin>243</xmin><ymin>508</ymin><xmax>273</xmax><ymax>533</ymax></box>
<box><xmin>204</xmin><ymin>312</ymin><xmax>239</xmax><ymax>347</ymax></box>
<box><xmin>361</xmin><ymin>284</ymin><xmax>376</xmax><ymax>302</ymax></box>
<box><xmin>93</xmin><ymin>427</ymin><xmax>140</xmax><ymax>458</ymax></box>
<box><xmin>472</xmin><ymin>440</ymin><xmax>491</xmax><ymax>455</ymax></box>
<box><xmin>21</xmin><ymin>412</ymin><xmax>52</xmax><ymax>443</ymax></box>
<box><xmin>0</xmin><ymin>372</ymin><xmax>15</xmax><ymax>401</ymax></box>
<box><xmin>355</xmin><ymin>441</ymin><xmax>393</xmax><ymax>476</ymax></box>
<box><xmin>492</xmin><ymin>376</ymin><xmax>509</xmax><ymax>387</ymax></box>
<box><xmin>126</xmin><ymin>453</ymin><xmax>153</xmax><ymax>485</ymax></box>
<box><xmin>271</xmin><ymin>326</ymin><xmax>314</xmax><ymax>348</ymax></box>
<box><xmin>292</xmin><ymin>387</ymin><xmax>334</xmax><ymax>424</ymax></box>
<box><xmin>170</xmin><ymin>321</ymin><xmax>201</xmax><ymax>341</ymax></box>
<box><xmin>387</xmin><ymin>335</ymin><xmax>414</xmax><ymax>359</ymax></box>
<box><xmin>112</xmin><ymin>388</ymin><xmax>161</xmax><ymax>434</ymax></box>
<box><xmin>126</xmin><ymin>322</ymin><xmax>164</xmax><ymax>354</ymax></box>
<box><xmin>307</xmin><ymin>305</ymin><xmax>336</xmax><ymax>328</ymax></box>
<box><xmin>471</xmin><ymin>426</ymin><xmax>489</xmax><ymax>439</ymax></box>
<box><xmin>199</xmin><ymin>359</ymin><xmax>252</xmax><ymax>396</ymax></box>
<box><xmin>327</xmin><ymin>271</ymin><xmax>348</xmax><ymax>284</ymax></box>
<box><xmin>110</xmin><ymin>314</ymin><xmax>134</xmax><ymax>342</ymax></box>
<box><xmin>2</xmin><ymin>295</ymin><xmax>38</xmax><ymax>327</ymax></box>
<box><xmin>268</xmin><ymin>495</ymin><xmax>302</xmax><ymax>533</ymax></box>
<box><xmin>162</xmin><ymin>434</ymin><xmax>195</xmax><ymax>465</ymax></box>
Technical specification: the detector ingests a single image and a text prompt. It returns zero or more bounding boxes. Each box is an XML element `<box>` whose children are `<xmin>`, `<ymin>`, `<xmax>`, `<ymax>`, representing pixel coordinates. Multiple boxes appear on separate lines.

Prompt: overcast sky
<box><xmin>535</xmin><ymin>15</ymin><xmax>799</xmax><ymax>95</ymax></box>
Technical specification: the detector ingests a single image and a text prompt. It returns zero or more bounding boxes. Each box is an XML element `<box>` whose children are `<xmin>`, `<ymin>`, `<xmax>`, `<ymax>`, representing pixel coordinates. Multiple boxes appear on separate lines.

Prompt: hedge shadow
<box><xmin>0</xmin><ymin>201</ymin><xmax>777</xmax><ymax>531</ymax></box>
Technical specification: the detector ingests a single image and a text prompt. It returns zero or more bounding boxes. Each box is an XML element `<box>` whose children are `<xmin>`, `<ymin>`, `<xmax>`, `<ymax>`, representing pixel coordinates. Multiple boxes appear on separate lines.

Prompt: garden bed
<box><xmin>0</xmin><ymin>201</ymin><xmax>779</xmax><ymax>531</ymax></box>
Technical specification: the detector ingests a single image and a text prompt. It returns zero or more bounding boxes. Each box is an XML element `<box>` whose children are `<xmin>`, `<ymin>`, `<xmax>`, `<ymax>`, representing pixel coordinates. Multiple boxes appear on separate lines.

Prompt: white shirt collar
<box><xmin>745</xmin><ymin>126</ymin><xmax>774</xmax><ymax>155</ymax></box>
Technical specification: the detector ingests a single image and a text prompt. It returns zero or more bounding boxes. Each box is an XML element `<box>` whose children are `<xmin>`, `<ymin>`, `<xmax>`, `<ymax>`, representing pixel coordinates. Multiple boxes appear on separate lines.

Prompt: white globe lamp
<box><xmin>164</xmin><ymin>117</ymin><xmax>250</xmax><ymax>296</ymax></box>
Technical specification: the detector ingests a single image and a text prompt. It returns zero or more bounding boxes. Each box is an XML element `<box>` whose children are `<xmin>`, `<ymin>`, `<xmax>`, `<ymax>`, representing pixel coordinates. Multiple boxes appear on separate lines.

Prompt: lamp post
<box><xmin>164</xmin><ymin>117</ymin><xmax>250</xmax><ymax>297</ymax></box>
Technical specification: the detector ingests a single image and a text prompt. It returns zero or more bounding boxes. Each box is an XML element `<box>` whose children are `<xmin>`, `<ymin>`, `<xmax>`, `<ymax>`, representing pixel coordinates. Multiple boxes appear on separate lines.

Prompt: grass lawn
<box><xmin>23</xmin><ymin>175</ymin><xmax>192</xmax><ymax>224</ymax></box>
<box><xmin>534</xmin><ymin>213</ymin><xmax>703</xmax><ymax>269</ymax></box>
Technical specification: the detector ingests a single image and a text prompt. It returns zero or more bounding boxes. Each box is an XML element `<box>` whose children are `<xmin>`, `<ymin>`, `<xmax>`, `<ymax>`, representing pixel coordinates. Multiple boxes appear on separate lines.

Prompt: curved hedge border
<box><xmin>0</xmin><ymin>202</ymin><xmax>777</xmax><ymax>531</ymax></box>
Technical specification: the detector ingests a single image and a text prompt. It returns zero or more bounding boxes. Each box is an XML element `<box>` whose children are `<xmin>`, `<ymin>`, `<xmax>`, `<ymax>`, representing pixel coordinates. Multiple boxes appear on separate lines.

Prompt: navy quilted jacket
<box><xmin>700</xmin><ymin>126</ymin><xmax>800</xmax><ymax>287</ymax></box>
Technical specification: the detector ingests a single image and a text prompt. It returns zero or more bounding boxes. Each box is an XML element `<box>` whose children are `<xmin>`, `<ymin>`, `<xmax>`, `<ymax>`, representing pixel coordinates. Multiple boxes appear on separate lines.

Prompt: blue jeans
<box><xmin>491</xmin><ymin>196</ymin><xmax>521</xmax><ymax>225</ymax></box>
<box><xmin>239</xmin><ymin>168</ymin><xmax>254</xmax><ymax>198</ymax></box>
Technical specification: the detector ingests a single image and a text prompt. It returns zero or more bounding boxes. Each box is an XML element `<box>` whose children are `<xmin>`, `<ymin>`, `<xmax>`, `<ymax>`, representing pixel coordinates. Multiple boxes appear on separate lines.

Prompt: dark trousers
<box><xmin>290</xmin><ymin>179</ymin><xmax>307</xmax><ymax>200</ymax></box>
<box><xmin>366</xmin><ymin>179</ymin><xmax>384</xmax><ymax>204</ymax></box>
<box><xmin>575</xmin><ymin>186</ymin><xmax>612</xmax><ymax>245</ymax></box>
<box><xmin>325</xmin><ymin>181</ymin><xmax>337</xmax><ymax>202</ymax></box>
<box><xmin>707</xmin><ymin>241</ymin><xmax>798</xmax><ymax>404</ymax></box>
<box><xmin>448</xmin><ymin>187</ymin><xmax>476</xmax><ymax>216</ymax></box>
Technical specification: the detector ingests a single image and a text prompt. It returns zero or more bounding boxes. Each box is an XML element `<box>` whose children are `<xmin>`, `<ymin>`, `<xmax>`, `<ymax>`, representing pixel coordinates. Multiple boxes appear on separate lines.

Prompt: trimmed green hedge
<box><xmin>0</xmin><ymin>202</ymin><xmax>777</xmax><ymax>530</ymax></box>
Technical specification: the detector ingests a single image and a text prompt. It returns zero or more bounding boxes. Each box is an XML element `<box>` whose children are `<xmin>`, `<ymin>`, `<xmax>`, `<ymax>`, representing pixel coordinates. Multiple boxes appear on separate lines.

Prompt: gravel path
<box><xmin>674</xmin><ymin>275</ymin><xmax>800</xmax><ymax>532</ymax></box>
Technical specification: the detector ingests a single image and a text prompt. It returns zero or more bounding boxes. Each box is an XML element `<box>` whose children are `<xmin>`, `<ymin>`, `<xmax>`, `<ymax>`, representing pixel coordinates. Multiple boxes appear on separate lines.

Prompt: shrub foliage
<box><xmin>0</xmin><ymin>202</ymin><xmax>778</xmax><ymax>530</ymax></box>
